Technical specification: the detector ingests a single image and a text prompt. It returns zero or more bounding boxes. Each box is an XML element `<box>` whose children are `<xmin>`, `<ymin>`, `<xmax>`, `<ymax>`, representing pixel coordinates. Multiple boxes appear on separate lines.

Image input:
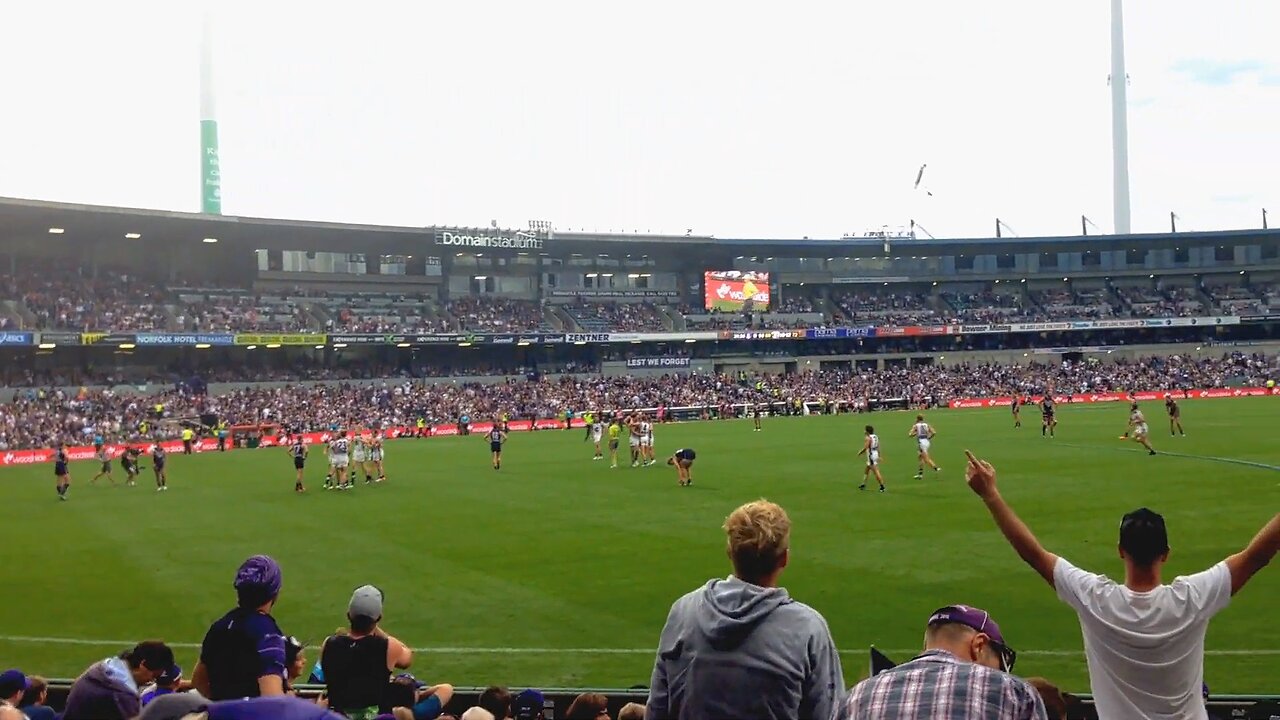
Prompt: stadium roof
<box><xmin>1</xmin><ymin>196</ymin><xmax>1277</xmax><ymax>258</ymax></box>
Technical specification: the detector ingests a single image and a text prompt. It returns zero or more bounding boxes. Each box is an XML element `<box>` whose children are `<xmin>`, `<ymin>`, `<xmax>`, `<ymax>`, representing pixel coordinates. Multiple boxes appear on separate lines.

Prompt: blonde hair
<box><xmin>723</xmin><ymin>499</ymin><xmax>791</xmax><ymax>582</ymax></box>
<box><xmin>618</xmin><ymin>702</ymin><xmax>647</xmax><ymax>720</ymax></box>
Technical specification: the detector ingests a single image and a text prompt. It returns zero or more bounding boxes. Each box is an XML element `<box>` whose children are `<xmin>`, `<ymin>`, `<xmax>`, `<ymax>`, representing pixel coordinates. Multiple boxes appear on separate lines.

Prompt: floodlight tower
<box><xmin>200</xmin><ymin>9</ymin><xmax>222</xmax><ymax>214</ymax></box>
<box><xmin>1110</xmin><ymin>0</ymin><xmax>1131</xmax><ymax>234</ymax></box>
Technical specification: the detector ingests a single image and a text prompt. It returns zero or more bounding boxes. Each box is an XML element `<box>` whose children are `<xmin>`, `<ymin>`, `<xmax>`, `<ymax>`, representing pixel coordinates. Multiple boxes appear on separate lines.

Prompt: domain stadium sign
<box><xmin>434</xmin><ymin>229</ymin><xmax>544</xmax><ymax>250</ymax></box>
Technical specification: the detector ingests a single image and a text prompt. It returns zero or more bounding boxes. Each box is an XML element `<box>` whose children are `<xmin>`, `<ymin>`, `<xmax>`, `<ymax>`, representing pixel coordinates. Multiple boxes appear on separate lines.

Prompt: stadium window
<box><xmin>1174</xmin><ymin>247</ymin><xmax>1190</xmax><ymax>263</ymax></box>
<box><xmin>996</xmin><ymin>254</ymin><xmax>1015</xmax><ymax>270</ymax></box>
<box><xmin>1214</xmin><ymin>245</ymin><xmax>1233</xmax><ymax>262</ymax></box>
<box><xmin>1082</xmin><ymin>251</ymin><xmax>1100</xmax><ymax>267</ymax></box>
<box><xmin>1038</xmin><ymin>252</ymin><xmax>1058</xmax><ymax>268</ymax></box>
<box><xmin>1126</xmin><ymin>248</ymin><xmax>1146</xmax><ymax>266</ymax></box>
<box><xmin>1262</xmin><ymin>244</ymin><xmax>1279</xmax><ymax>260</ymax></box>
<box><xmin>955</xmin><ymin>255</ymin><xmax>975</xmax><ymax>270</ymax></box>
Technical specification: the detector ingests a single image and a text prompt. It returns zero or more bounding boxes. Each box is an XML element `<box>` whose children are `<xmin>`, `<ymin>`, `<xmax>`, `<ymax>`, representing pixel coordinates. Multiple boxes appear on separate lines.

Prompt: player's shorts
<box><xmin>1043</xmin><ymin>413</ymin><xmax>1055</xmax><ymax>422</ymax></box>
<box><xmin>153</xmin><ymin>462</ymin><xmax>165</xmax><ymax>472</ymax></box>
<box><xmin>591</xmin><ymin>431</ymin><xmax>602</xmax><ymax>443</ymax></box>
<box><xmin>608</xmin><ymin>439</ymin><xmax>619</xmax><ymax>450</ymax></box>
<box><xmin>490</xmin><ymin>441</ymin><xmax>503</xmax><ymax>453</ymax></box>
<box><xmin>1134</xmin><ymin>423</ymin><xmax>1149</xmax><ymax>438</ymax></box>
<box><xmin>101</xmin><ymin>461</ymin><xmax>111</xmax><ymax>473</ymax></box>
<box><xmin>330</xmin><ymin>454</ymin><xmax>349</xmax><ymax>468</ymax></box>
<box><xmin>294</xmin><ymin>456</ymin><xmax>305</xmax><ymax>470</ymax></box>
<box><xmin>370</xmin><ymin>449</ymin><xmax>383</xmax><ymax>462</ymax></box>
<box><xmin>629</xmin><ymin>436</ymin><xmax>641</xmax><ymax>448</ymax></box>
<box><xmin>54</xmin><ymin>462</ymin><xmax>68</xmax><ymax>477</ymax></box>
<box><xmin>867</xmin><ymin>450</ymin><xmax>879</xmax><ymax>467</ymax></box>
<box><xmin>121</xmin><ymin>459</ymin><xmax>135</xmax><ymax>473</ymax></box>
<box><xmin>917</xmin><ymin>439</ymin><xmax>931</xmax><ymax>453</ymax></box>
<box><xmin>641</xmin><ymin>434</ymin><xmax>653</xmax><ymax>447</ymax></box>
<box><xmin>353</xmin><ymin>451</ymin><xmax>367</xmax><ymax>463</ymax></box>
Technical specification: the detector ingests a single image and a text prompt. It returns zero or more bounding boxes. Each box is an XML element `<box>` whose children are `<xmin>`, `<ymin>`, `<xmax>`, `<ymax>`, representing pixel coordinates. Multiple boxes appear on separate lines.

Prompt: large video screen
<box><xmin>703</xmin><ymin>270</ymin><xmax>771</xmax><ymax>312</ymax></box>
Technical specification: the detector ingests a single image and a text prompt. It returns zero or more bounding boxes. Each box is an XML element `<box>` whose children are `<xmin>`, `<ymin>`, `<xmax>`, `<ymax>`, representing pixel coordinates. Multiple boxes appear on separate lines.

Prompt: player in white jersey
<box><xmin>907</xmin><ymin>414</ymin><xmax>940</xmax><ymax>479</ymax></box>
<box><xmin>368</xmin><ymin>435</ymin><xmax>386</xmax><ymax>482</ymax></box>
<box><xmin>628</xmin><ymin>414</ymin><xmax>643</xmax><ymax>467</ymax></box>
<box><xmin>857</xmin><ymin>424</ymin><xmax>886</xmax><ymax>492</ymax></box>
<box><xmin>640</xmin><ymin>416</ymin><xmax>655</xmax><ymax>466</ymax></box>
<box><xmin>352</xmin><ymin>434</ymin><xmax>370</xmax><ymax>483</ymax></box>
<box><xmin>1126</xmin><ymin>405</ymin><xmax>1157</xmax><ymax>456</ymax></box>
<box><xmin>590</xmin><ymin>417</ymin><xmax>604</xmax><ymax>460</ymax></box>
<box><xmin>326</xmin><ymin>432</ymin><xmax>352</xmax><ymax>490</ymax></box>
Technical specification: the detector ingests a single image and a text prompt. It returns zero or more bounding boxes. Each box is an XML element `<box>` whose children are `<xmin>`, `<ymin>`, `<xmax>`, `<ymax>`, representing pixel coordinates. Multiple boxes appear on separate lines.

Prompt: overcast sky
<box><xmin>0</xmin><ymin>1</ymin><xmax>1276</xmax><ymax>239</ymax></box>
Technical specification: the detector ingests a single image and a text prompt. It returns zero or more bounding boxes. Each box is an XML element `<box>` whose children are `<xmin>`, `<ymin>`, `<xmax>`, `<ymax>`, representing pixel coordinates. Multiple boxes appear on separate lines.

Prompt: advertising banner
<box><xmin>946</xmin><ymin>386</ymin><xmax>1275</xmax><ymax>409</ymax></box>
<box><xmin>625</xmin><ymin>356</ymin><xmax>693</xmax><ymax>369</ymax></box>
<box><xmin>0</xmin><ymin>332</ymin><xmax>35</xmax><ymax>346</ymax></box>
<box><xmin>433</xmin><ymin>228</ymin><xmax>544</xmax><ymax>250</ymax></box>
<box><xmin>81</xmin><ymin>333</ymin><xmax>136</xmax><ymax>346</ymax></box>
<box><xmin>716</xmin><ymin>328</ymin><xmax>807</xmax><ymax>340</ymax></box>
<box><xmin>873</xmin><ymin>325</ymin><xmax>953</xmax><ymax>337</ymax></box>
<box><xmin>804</xmin><ymin>326</ymin><xmax>877</xmax><ymax>340</ymax></box>
<box><xmin>134</xmin><ymin>333</ymin><xmax>236</xmax><ymax>346</ymax></box>
<box><xmin>37</xmin><ymin>332</ymin><xmax>83</xmax><ymax>346</ymax></box>
<box><xmin>703</xmin><ymin>270</ymin><xmax>771</xmax><ymax>312</ymax></box>
<box><xmin>549</xmin><ymin>289</ymin><xmax>681</xmax><ymax>299</ymax></box>
<box><xmin>233</xmin><ymin>334</ymin><xmax>328</xmax><ymax>346</ymax></box>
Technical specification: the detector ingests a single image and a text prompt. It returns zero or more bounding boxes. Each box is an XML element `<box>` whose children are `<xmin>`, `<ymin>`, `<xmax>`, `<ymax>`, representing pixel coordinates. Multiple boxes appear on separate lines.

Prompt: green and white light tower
<box><xmin>199</xmin><ymin>9</ymin><xmax>222</xmax><ymax>214</ymax></box>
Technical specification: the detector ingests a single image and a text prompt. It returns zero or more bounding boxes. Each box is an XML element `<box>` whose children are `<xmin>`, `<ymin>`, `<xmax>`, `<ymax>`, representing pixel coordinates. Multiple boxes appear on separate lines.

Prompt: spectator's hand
<box><xmin>316</xmin><ymin>692</ymin><xmax>329</xmax><ymax>709</ymax></box>
<box><xmin>964</xmin><ymin>449</ymin><xmax>998</xmax><ymax>499</ymax></box>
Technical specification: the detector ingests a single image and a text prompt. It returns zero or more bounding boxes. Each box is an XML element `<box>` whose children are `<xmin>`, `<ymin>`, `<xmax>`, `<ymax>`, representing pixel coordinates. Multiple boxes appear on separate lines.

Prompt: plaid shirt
<box><xmin>839</xmin><ymin>650</ymin><xmax>1047</xmax><ymax>720</ymax></box>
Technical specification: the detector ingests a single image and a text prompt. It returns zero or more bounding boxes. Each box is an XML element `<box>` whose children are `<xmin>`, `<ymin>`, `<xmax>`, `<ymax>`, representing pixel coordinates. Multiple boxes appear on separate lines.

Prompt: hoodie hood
<box><xmin>97</xmin><ymin>657</ymin><xmax>139</xmax><ymax>694</ymax></box>
<box><xmin>696</xmin><ymin>575</ymin><xmax>792</xmax><ymax>649</ymax></box>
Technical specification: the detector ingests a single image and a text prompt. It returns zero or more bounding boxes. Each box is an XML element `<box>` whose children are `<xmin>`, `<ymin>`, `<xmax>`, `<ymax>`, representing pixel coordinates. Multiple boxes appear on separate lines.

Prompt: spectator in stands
<box><xmin>617</xmin><ymin>703</ymin><xmax>646</xmax><ymax>720</ymax></box>
<box><xmin>460</xmin><ymin>709</ymin><xmax>495</xmax><ymax>720</ymax></box>
<box><xmin>14</xmin><ymin>674</ymin><xmax>53</xmax><ymax>720</ymax></box>
<box><xmin>1024</xmin><ymin>678</ymin><xmax>1074</xmax><ymax>720</ymax></box>
<box><xmin>964</xmin><ymin>450</ymin><xmax>1280</xmax><ymax>719</ymax></box>
<box><xmin>320</xmin><ymin>584</ymin><xmax>414</xmax><ymax>719</ymax></box>
<box><xmin>839</xmin><ymin>605</ymin><xmax>1044</xmax><ymax>719</ymax></box>
<box><xmin>478</xmin><ymin>687</ymin><xmax>512</xmax><ymax>719</ymax></box>
<box><xmin>0</xmin><ymin>670</ymin><xmax>27</xmax><ymax>718</ymax></box>
<box><xmin>140</xmin><ymin>663</ymin><xmax>183</xmax><ymax>705</ymax></box>
<box><xmin>193</xmin><ymin>555</ymin><xmax>289</xmax><ymax>700</ymax></box>
<box><xmin>384</xmin><ymin>674</ymin><xmax>454</xmax><ymax>720</ymax></box>
<box><xmin>645</xmin><ymin>499</ymin><xmax>843</xmax><ymax>720</ymax></box>
<box><xmin>62</xmin><ymin>640</ymin><xmax>175</xmax><ymax>720</ymax></box>
<box><xmin>511</xmin><ymin>689</ymin><xmax>544</xmax><ymax>720</ymax></box>
<box><xmin>564</xmin><ymin>693</ymin><xmax>609</xmax><ymax>720</ymax></box>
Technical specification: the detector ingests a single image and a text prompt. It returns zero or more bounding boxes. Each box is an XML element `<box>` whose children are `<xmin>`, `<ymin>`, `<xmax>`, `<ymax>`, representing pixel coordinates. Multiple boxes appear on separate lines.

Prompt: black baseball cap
<box><xmin>1120</xmin><ymin>508</ymin><xmax>1169</xmax><ymax>565</ymax></box>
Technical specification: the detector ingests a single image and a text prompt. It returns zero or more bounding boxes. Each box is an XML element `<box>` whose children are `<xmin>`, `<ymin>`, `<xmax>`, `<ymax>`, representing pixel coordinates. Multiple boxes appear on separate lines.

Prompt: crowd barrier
<box><xmin>2</xmin><ymin>387</ymin><xmax>1274</xmax><ymax>467</ymax></box>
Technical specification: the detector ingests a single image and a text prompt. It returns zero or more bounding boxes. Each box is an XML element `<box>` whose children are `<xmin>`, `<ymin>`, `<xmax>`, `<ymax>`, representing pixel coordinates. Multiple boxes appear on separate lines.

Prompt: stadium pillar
<box><xmin>200</xmin><ymin>10</ymin><xmax>222</xmax><ymax>215</ymax></box>
<box><xmin>1110</xmin><ymin>0</ymin><xmax>1131</xmax><ymax>235</ymax></box>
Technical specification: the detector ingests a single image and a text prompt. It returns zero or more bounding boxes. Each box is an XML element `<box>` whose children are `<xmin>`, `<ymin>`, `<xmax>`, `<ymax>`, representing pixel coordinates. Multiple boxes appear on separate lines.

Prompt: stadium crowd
<box><xmin>0</xmin><ymin>353</ymin><xmax>1271</xmax><ymax>451</ymax></box>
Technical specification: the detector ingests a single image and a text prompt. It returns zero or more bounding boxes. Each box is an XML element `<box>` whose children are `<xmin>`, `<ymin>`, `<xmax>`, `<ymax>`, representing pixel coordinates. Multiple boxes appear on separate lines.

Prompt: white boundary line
<box><xmin>1</xmin><ymin>635</ymin><xmax>1278</xmax><ymax>657</ymax></box>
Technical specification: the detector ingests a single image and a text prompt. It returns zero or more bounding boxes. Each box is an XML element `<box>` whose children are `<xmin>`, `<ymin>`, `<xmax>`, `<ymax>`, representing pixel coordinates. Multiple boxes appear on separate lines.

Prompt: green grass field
<box><xmin>2</xmin><ymin>398</ymin><xmax>1278</xmax><ymax>693</ymax></box>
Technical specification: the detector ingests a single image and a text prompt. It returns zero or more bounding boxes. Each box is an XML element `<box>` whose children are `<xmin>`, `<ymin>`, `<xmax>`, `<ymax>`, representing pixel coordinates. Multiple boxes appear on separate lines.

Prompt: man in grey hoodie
<box><xmin>62</xmin><ymin>640</ymin><xmax>174</xmax><ymax>720</ymax></box>
<box><xmin>646</xmin><ymin>499</ymin><xmax>843</xmax><ymax>720</ymax></box>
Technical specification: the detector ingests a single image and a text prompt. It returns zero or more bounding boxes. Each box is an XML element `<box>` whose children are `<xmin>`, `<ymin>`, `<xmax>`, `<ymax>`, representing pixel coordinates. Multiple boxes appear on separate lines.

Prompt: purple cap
<box><xmin>513</xmin><ymin>688</ymin><xmax>545</xmax><ymax>720</ymax></box>
<box><xmin>928</xmin><ymin>605</ymin><xmax>1006</xmax><ymax>646</ymax></box>
<box><xmin>0</xmin><ymin>669</ymin><xmax>28</xmax><ymax>698</ymax></box>
<box><xmin>234</xmin><ymin>555</ymin><xmax>283</xmax><ymax>597</ymax></box>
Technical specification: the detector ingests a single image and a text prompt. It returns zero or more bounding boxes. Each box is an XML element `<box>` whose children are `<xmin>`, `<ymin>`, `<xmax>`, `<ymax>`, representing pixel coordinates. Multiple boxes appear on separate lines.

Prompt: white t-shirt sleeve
<box><xmin>1175</xmin><ymin>561</ymin><xmax>1232</xmax><ymax>618</ymax></box>
<box><xmin>1054</xmin><ymin>557</ymin><xmax>1105</xmax><ymax>611</ymax></box>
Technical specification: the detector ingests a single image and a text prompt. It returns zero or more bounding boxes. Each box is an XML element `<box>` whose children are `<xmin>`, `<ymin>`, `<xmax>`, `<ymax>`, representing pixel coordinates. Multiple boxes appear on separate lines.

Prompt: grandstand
<box><xmin>1</xmin><ymin>196</ymin><xmax>1279</xmax><ymax>718</ymax></box>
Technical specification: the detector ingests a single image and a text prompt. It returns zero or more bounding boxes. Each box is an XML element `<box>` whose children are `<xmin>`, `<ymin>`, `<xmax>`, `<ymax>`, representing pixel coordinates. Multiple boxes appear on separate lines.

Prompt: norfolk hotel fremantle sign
<box><xmin>433</xmin><ymin>229</ymin><xmax>544</xmax><ymax>250</ymax></box>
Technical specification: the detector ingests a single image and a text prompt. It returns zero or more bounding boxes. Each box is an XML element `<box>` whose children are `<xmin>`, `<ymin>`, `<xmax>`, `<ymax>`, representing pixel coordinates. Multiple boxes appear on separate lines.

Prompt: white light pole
<box><xmin>1111</xmin><ymin>0</ymin><xmax>1131</xmax><ymax>234</ymax></box>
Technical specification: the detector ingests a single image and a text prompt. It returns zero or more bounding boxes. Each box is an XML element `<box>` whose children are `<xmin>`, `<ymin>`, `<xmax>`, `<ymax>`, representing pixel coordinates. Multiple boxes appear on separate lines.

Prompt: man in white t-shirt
<box><xmin>963</xmin><ymin>449</ymin><xmax>1280</xmax><ymax>720</ymax></box>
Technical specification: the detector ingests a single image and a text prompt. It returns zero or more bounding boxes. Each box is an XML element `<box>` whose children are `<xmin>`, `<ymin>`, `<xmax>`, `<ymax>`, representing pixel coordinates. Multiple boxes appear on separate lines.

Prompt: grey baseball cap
<box><xmin>349</xmin><ymin>584</ymin><xmax>384</xmax><ymax>619</ymax></box>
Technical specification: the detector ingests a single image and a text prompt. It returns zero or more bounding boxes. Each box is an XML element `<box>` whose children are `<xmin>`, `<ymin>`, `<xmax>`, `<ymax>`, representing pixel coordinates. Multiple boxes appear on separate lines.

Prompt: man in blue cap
<box><xmin>192</xmin><ymin>555</ymin><xmax>290</xmax><ymax>701</ymax></box>
<box><xmin>512</xmin><ymin>689</ymin><xmax>544</xmax><ymax>720</ymax></box>
<box><xmin>140</xmin><ymin>664</ymin><xmax>182</xmax><ymax>706</ymax></box>
<box><xmin>838</xmin><ymin>605</ymin><xmax>1045</xmax><ymax>719</ymax></box>
<box><xmin>0</xmin><ymin>670</ymin><xmax>28</xmax><ymax>720</ymax></box>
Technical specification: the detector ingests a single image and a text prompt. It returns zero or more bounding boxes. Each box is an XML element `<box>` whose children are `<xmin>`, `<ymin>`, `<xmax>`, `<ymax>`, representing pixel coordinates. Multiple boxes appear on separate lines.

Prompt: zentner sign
<box><xmin>434</xmin><ymin>230</ymin><xmax>544</xmax><ymax>250</ymax></box>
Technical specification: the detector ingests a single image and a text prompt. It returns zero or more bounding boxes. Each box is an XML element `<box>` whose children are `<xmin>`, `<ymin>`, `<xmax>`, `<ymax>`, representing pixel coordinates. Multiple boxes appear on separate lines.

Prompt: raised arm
<box><xmin>965</xmin><ymin>450</ymin><xmax>1059</xmax><ymax>588</ymax></box>
<box><xmin>1225</xmin><ymin>513</ymin><xmax>1280</xmax><ymax>595</ymax></box>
